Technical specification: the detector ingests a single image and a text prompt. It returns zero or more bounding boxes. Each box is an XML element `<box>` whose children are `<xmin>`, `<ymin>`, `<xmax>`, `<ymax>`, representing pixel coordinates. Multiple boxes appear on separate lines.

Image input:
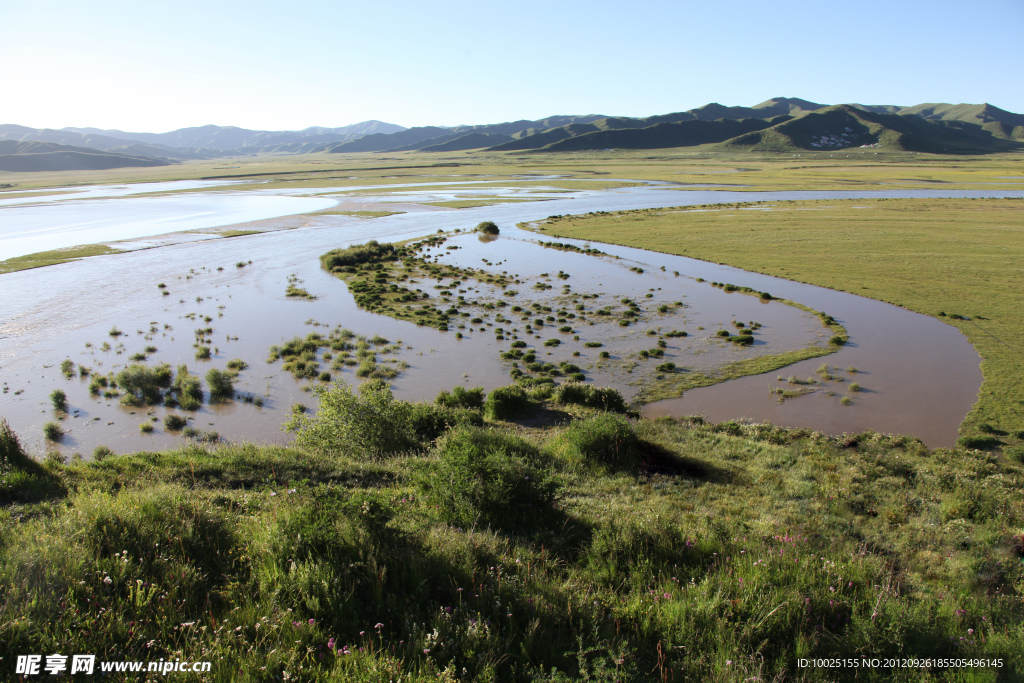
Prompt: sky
<box><xmin>2</xmin><ymin>0</ymin><xmax>1022</xmax><ymax>133</ymax></box>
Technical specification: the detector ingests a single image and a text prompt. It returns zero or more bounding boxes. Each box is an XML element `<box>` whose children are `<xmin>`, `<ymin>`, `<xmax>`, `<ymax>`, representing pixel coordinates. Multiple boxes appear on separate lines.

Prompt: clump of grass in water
<box><xmin>50</xmin><ymin>389</ymin><xmax>67</xmax><ymax>411</ymax></box>
<box><xmin>163</xmin><ymin>414</ymin><xmax>187</xmax><ymax>431</ymax></box>
<box><xmin>42</xmin><ymin>421</ymin><xmax>63</xmax><ymax>441</ymax></box>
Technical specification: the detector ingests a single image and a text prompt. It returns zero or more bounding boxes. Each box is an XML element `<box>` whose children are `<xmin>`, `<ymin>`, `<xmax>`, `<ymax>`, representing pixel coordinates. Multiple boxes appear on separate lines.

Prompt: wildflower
<box><xmin>726</xmin><ymin>660</ymin><xmax>733</xmax><ymax>666</ymax></box>
<box><xmin>103</xmin><ymin>576</ymin><xmax>112</xmax><ymax>585</ymax></box>
<box><xmin>328</xmin><ymin>638</ymin><xmax>336</xmax><ymax>650</ymax></box>
<box><xmin>968</xmin><ymin>629</ymin><xmax>975</xmax><ymax>635</ymax></box>
<box><xmin>375</xmin><ymin>622</ymin><xmax>384</xmax><ymax>629</ymax></box>
<box><xmin>308</xmin><ymin>619</ymin><xmax>315</xmax><ymax>625</ymax></box>
<box><xmin>423</xmin><ymin>649</ymin><xmax>430</xmax><ymax>655</ymax></box>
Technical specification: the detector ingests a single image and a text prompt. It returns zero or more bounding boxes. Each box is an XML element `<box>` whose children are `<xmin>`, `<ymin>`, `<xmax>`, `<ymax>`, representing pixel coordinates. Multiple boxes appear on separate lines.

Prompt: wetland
<box><xmin>2</xmin><ymin>169</ymin><xmax>1019</xmax><ymax>454</ymax></box>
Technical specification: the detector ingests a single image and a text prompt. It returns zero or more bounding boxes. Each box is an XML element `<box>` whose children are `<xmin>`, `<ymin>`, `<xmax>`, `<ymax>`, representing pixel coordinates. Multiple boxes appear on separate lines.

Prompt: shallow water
<box><xmin>2</xmin><ymin>183</ymin><xmax>1021</xmax><ymax>454</ymax></box>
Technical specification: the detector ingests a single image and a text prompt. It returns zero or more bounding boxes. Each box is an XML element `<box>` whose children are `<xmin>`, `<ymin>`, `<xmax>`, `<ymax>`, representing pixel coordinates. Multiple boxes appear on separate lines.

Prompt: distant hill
<box><xmin>5</xmin><ymin>101</ymin><xmax>1021</xmax><ymax>159</ymax></box>
<box><xmin>0</xmin><ymin>140</ymin><xmax>172</xmax><ymax>172</ymax></box>
<box><xmin>327</xmin><ymin>116</ymin><xmax>606</xmax><ymax>153</ymax></box>
<box><xmin>720</xmin><ymin>105</ymin><xmax>1021</xmax><ymax>153</ymax></box>
<box><xmin>60</xmin><ymin>120</ymin><xmax>406</xmax><ymax>151</ymax></box>
<box><xmin>535</xmin><ymin>117</ymin><xmax>785</xmax><ymax>152</ymax></box>
<box><xmin>419</xmin><ymin>133</ymin><xmax>514</xmax><ymax>152</ymax></box>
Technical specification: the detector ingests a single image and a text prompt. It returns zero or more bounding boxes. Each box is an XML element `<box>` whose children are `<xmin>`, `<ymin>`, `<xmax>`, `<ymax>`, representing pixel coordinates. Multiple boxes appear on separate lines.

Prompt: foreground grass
<box><xmin>2</xmin><ymin>382</ymin><xmax>1023</xmax><ymax>681</ymax></box>
<box><xmin>532</xmin><ymin>198</ymin><xmax>1024</xmax><ymax>444</ymax></box>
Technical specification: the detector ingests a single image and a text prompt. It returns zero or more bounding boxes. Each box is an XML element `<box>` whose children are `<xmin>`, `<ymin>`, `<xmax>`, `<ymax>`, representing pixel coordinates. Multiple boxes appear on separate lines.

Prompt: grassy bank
<box><xmin>531</xmin><ymin>198</ymin><xmax>1024</xmax><ymax>445</ymax></box>
<box><xmin>2</xmin><ymin>376</ymin><xmax>1023</xmax><ymax>681</ymax></box>
<box><xmin>0</xmin><ymin>244</ymin><xmax>121</xmax><ymax>274</ymax></box>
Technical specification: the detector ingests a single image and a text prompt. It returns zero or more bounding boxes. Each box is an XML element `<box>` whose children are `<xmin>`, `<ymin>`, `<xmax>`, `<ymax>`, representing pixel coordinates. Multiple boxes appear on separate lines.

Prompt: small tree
<box><xmin>475</xmin><ymin>221</ymin><xmax>500</xmax><ymax>235</ymax></box>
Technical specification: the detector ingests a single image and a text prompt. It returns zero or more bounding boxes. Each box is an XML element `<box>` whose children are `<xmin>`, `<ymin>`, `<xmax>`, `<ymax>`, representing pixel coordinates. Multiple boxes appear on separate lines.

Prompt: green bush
<box><xmin>116</xmin><ymin>363</ymin><xmax>173</xmax><ymax>405</ymax></box>
<box><xmin>50</xmin><ymin>389</ymin><xmax>67</xmax><ymax>411</ymax></box>
<box><xmin>483</xmin><ymin>384</ymin><xmax>533</xmax><ymax>421</ymax></box>
<box><xmin>164</xmin><ymin>414</ymin><xmax>188</xmax><ymax>431</ymax></box>
<box><xmin>290</xmin><ymin>379</ymin><xmax>417</xmax><ymax>458</ymax></box>
<box><xmin>172</xmin><ymin>365</ymin><xmax>203</xmax><ymax>411</ymax></box>
<box><xmin>409</xmin><ymin>403</ymin><xmax>484</xmax><ymax>444</ymax></box>
<box><xmin>205</xmin><ymin>368</ymin><xmax>236</xmax><ymax>401</ymax></box>
<box><xmin>92</xmin><ymin>445</ymin><xmax>113</xmax><ymax>460</ymax></box>
<box><xmin>552</xmin><ymin>382</ymin><xmax>628</xmax><ymax>413</ymax></box>
<box><xmin>320</xmin><ymin>240</ymin><xmax>398</xmax><ymax>270</ymax></box>
<box><xmin>547</xmin><ymin>413</ymin><xmax>640</xmax><ymax>471</ymax></box>
<box><xmin>475</xmin><ymin>221</ymin><xmax>500</xmax><ymax>235</ymax></box>
<box><xmin>43</xmin><ymin>421</ymin><xmax>63</xmax><ymax>441</ymax></box>
<box><xmin>435</xmin><ymin>385</ymin><xmax>485</xmax><ymax>410</ymax></box>
<box><xmin>418</xmin><ymin>427</ymin><xmax>555</xmax><ymax>531</ymax></box>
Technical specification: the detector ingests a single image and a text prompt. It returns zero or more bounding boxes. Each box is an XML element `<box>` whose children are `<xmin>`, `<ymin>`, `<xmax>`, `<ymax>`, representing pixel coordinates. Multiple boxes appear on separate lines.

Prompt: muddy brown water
<box><xmin>2</xmin><ymin>183</ymin><xmax>1020</xmax><ymax>455</ymax></box>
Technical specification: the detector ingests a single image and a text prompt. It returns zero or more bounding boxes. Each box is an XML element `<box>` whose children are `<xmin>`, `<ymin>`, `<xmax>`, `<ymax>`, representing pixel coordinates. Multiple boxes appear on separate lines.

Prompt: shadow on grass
<box><xmin>638</xmin><ymin>439</ymin><xmax>733</xmax><ymax>482</ymax></box>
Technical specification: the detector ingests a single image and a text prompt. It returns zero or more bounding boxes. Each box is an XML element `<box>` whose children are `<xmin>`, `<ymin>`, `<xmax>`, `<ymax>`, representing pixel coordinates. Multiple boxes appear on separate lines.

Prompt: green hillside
<box><xmin>488</xmin><ymin>123</ymin><xmax>602</xmax><ymax>151</ymax></box>
<box><xmin>0</xmin><ymin>140</ymin><xmax>172</xmax><ymax>172</ymax></box>
<box><xmin>534</xmin><ymin>117</ymin><xmax>783</xmax><ymax>152</ymax></box>
<box><xmin>418</xmin><ymin>132</ymin><xmax>513</xmax><ymax>152</ymax></box>
<box><xmin>720</xmin><ymin>105</ymin><xmax>1023</xmax><ymax>153</ymax></box>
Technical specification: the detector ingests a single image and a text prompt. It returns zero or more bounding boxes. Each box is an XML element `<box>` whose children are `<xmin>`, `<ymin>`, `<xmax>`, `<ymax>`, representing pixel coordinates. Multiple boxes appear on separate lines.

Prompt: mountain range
<box><xmin>1</xmin><ymin>99</ymin><xmax>1021</xmax><ymax>172</ymax></box>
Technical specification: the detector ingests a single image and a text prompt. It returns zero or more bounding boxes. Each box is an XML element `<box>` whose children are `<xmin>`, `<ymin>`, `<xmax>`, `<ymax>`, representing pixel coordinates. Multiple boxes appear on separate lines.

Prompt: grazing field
<box><xmin>531</xmin><ymin>197</ymin><xmax>1024</xmax><ymax>446</ymax></box>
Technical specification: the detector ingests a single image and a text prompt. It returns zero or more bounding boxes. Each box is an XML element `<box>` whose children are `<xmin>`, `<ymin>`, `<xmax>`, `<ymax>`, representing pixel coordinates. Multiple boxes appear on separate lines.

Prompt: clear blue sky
<box><xmin>2</xmin><ymin>0</ymin><xmax>1021</xmax><ymax>132</ymax></box>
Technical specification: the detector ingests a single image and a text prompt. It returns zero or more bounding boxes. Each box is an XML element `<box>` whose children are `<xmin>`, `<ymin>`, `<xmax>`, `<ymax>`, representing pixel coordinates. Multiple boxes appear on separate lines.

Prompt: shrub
<box><xmin>552</xmin><ymin>383</ymin><xmax>628</xmax><ymax>413</ymax></box>
<box><xmin>139</xmin><ymin>422</ymin><xmax>154</xmax><ymax>433</ymax></box>
<box><xmin>43</xmin><ymin>421</ymin><xmax>63</xmax><ymax>441</ymax></box>
<box><xmin>60</xmin><ymin>359</ymin><xmax>74</xmax><ymax>378</ymax></box>
<box><xmin>290</xmin><ymin>379</ymin><xmax>417</xmax><ymax>458</ymax></box>
<box><xmin>92</xmin><ymin>445</ymin><xmax>113</xmax><ymax>460</ymax></box>
<box><xmin>164</xmin><ymin>414</ymin><xmax>188</xmax><ymax>431</ymax></box>
<box><xmin>483</xmin><ymin>385</ymin><xmax>534</xmax><ymax>421</ymax></box>
<box><xmin>409</xmin><ymin>403</ymin><xmax>484</xmax><ymax>444</ymax></box>
<box><xmin>435</xmin><ymin>386</ymin><xmax>485</xmax><ymax>410</ymax></box>
<box><xmin>547</xmin><ymin>413</ymin><xmax>640</xmax><ymax>471</ymax></box>
<box><xmin>830</xmin><ymin>335</ymin><xmax>848</xmax><ymax>346</ymax></box>
<box><xmin>320</xmin><ymin>240</ymin><xmax>398</xmax><ymax>270</ymax></box>
<box><xmin>226</xmin><ymin>358</ymin><xmax>248</xmax><ymax>371</ymax></box>
<box><xmin>50</xmin><ymin>389</ymin><xmax>67</xmax><ymax>411</ymax></box>
<box><xmin>206</xmin><ymin>368</ymin><xmax>235</xmax><ymax>401</ymax></box>
<box><xmin>418</xmin><ymin>427</ymin><xmax>554</xmax><ymax>531</ymax></box>
<box><xmin>116</xmin><ymin>363</ymin><xmax>173</xmax><ymax>405</ymax></box>
<box><xmin>172</xmin><ymin>366</ymin><xmax>203</xmax><ymax>410</ymax></box>
<box><xmin>195</xmin><ymin>346</ymin><xmax>212</xmax><ymax>360</ymax></box>
<box><xmin>475</xmin><ymin>221</ymin><xmax>500</xmax><ymax>235</ymax></box>
<box><xmin>544</xmin><ymin>338</ymin><xmax>560</xmax><ymax>347</ymax></box>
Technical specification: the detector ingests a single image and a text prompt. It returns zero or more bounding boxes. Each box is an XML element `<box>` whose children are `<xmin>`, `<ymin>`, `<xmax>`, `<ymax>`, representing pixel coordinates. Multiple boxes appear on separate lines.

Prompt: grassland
<box><xmin>3</xmin><ymin>147</ymin><xmax>1022</xmax><ymax>194</ymax></box>
<box><xmin>530</xmin><ymin>198</ymin><xmax>1024</xmax><ymax>445</ymax></box>
<box><xmin>2</xmin><ymin>378</ymin><xmax>1023</xmax><ymax>681</ymax></box>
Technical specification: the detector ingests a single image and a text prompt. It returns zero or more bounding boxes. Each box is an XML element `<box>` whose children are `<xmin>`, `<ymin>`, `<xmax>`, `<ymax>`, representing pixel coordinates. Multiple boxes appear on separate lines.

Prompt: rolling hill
<box><xmin>0</xmin><ymin>140</ymin><xmax>172</xmax><ymax>172</ymax></box>
<box><xmin>719</xmin><ymin>105</ymin><xmax>1022</xmax><ymax>153</ymax></box>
